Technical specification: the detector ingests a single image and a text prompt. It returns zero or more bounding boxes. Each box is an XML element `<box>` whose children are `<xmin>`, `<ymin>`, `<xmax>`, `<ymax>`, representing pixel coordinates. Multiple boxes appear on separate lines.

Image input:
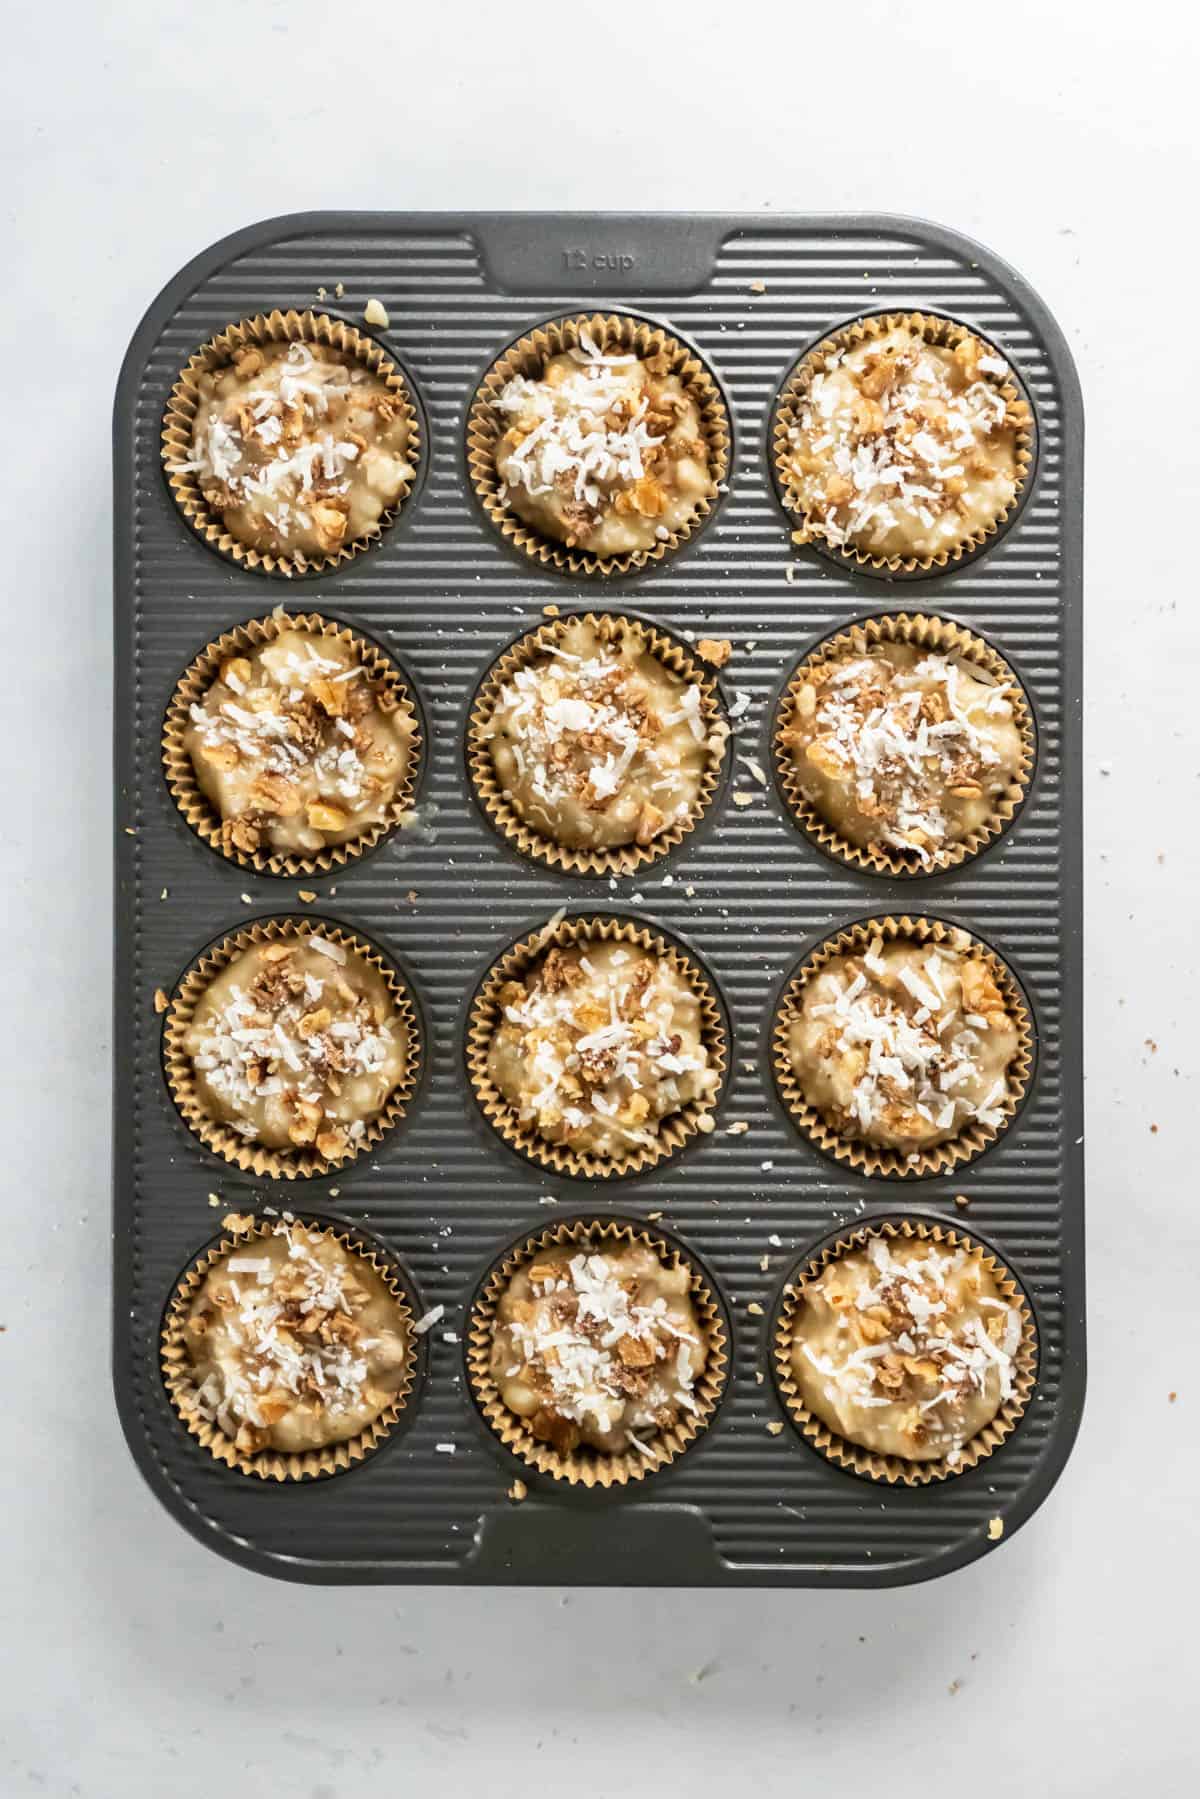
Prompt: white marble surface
<box><xmin>3</xmin><ymin>2</ymin><xmax>1197</xmax><ymax>1793</ymax></box>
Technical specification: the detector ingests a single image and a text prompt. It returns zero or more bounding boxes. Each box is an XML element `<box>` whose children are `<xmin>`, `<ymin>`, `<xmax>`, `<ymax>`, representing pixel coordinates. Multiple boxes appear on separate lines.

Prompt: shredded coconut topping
<box><xmin>492</xmin><ymin>333</ymin><xmax>710</xmax><ymax>551</ymax></box>
<box><xmin>489</xmin><ymin>622</ymin><xmax>721</xmax><ymax>851</ymax></box>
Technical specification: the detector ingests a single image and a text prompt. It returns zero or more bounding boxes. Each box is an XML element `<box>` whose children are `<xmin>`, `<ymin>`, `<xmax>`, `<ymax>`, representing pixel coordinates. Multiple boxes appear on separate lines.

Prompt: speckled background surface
<box><xmin>4</xmin><ymin>0</ymin><xmax>1196</xmax><ymax>1792</ymax></box>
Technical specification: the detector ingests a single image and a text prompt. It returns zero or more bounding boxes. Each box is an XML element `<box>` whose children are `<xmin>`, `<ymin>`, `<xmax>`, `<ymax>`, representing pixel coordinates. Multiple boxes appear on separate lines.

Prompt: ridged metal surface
<box><xmin>112</xmin><ymin>214</ymin><xmax>1084</xmax><ymax>1585</ymax></box>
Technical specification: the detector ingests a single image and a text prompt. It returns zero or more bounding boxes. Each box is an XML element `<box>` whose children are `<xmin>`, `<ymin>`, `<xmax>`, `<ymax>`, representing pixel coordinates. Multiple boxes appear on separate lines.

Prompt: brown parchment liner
<box><xmin>161</xmin><ymin>309</ymin><xmax>420</xmax><ymax>577</ymax></box>
<box><xmin>162</xmin><ymin>609</ymin><xmax>422</xmax><ymax>878</ymax></box>
<box><xmin>772</xmin><ymin>311</ymin><xmax>1034</xmax><ymax>575</ymax></box>
<box><xmin>467</xmin><ymin>915</ymin><xmax>727</xmax><ymax>1179</ymax></box>
<box><xmin>466</xmin><ymin>313</ymin><xmax>730</xmax><ymax>577</ymax></box>
<box><xmin>161</xmin><ymin>1213</ymin><xmax>418</xmax><ymax>1482</ymax></box>
<box><xmin>466</xmin><ymin>1218</ymin><xmax>728</xmax><ymax>1489</ymax></box>
<box><xmin>467</xmin><ymin>611</ymin><xmax>730</xmax><ymax>877</ymax></box>
<box><xmin>773</xmin><ymin>613</ymin><xmax>1035</xmax><ymax>877</ymax></box>
<box><xmin>772</xmin><ymin>916</ymin><xmax>1033</xmax><ymax>1180</ymax></box>
<box><xmin>773</xmin><ymin>1217</ymin><xmax>1038</xmax><ymax>1486</ymax></box>
<box><xmin>162</xmin><ymin>917</ymin><xmax>421</xmax><ymax>1180</ymax></box>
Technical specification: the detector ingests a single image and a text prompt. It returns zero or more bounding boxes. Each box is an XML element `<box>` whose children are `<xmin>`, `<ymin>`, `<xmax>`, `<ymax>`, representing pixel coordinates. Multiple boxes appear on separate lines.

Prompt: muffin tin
<box><xmin>113</xmin><ymin>211</ymin><xmax>1085</xmax><ymax>1586</ymax></box>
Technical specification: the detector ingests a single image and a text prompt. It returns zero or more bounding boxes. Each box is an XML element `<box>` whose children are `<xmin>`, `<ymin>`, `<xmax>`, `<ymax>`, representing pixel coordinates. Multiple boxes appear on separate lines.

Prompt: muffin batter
<box><xmin>788</xmin><ymin>1233</ymin><xmax>1023</xmax><ymax>1462</ymax></box>
<box><xmin>487</xmin><ymin>939</ymin><xmax>718</xmax><ymax>1159</ymax></box>
<box><xmin>184</xmin><ymin>627</ymin><xmax>414</xmax><ymax>858</ymax></box>
<box><xmin>786</xmin><ymin>934</ymin><xmax>1020</xmax><ymax>1153</ymax></box>
<box><xmin>484</xmin><ymin>618</ymin><xmax>722</xmax><ymax>851</ymax></box>
<box><xmin>490</xmin><ymin>1241</ymin><xmax>708</xmax><ymax>1457</ymax></box>
<box><xmin>181</xmin><ymin>934</ymin><xmax>408</xmax><ymax>1160</ymax></box>
<box><xmin>176</xmin><ymin>339</ymin><xmax>413</xmax><ymax>560</ymax></box>
<box><xmin>179</xmin><ymin>1221</ymin><xmax>410</xmax><ymax>1455</ymax></box>
<box><xmin>783</xmin><ymin>323</ymin><xmax>1024</xmax><ymax>560</ymax></box>
<box><xmin>781</xmin><ymin>643</ymin><xmax>1024</xmax><ymax>864</ymax></box>
<box><xmin>492</xmin><ymin>330</ymin><xmax>711</xmax><ymax>555</ymax></box>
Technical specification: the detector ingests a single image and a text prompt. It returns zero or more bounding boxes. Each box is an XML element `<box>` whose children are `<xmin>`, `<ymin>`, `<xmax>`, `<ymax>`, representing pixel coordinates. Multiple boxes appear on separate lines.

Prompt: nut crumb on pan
<box><xmin>696</xmin><ymin>637</ymin><xmax>732</xmax><ymax>668</ymax></box>
<box><xmin>489</xmin><ymin>1239</ymin><xmax>709</xmax><ymax>1457</ymax></box>
<box><xmin>750</xmin><ymin>280</ymin><xmax>766</xmax><ymax>295</ymax></box>
<box><xmin>955</xmin><ymin>1193</ymin><xmax>971</xmax><ymax>1208</ymax></box>
<box><xmin>987</xmin><ymin>1516</ymin><xmax>1004</xmax><ymax>1541</ymax></box>
<box><xmin>153</xmin><ymin>988</ymin><xmax>169</xmax><ymax>1014</ymax></box>
<box><xmin>363</xmin><ymin>298</ymin><xmax>390</xmax><ymax>328</ymax></box>
<box><xmin>732</xmin><ymin>791</ymin><xmax>755</xmax><ymax>808</ymax></box>
<box><xmin>766</xmin><ymin>1420</ymin><xmax>784</xmax><ymax>1436</ymax></box>
<box><xmin>747</xmin><ymin>1302</ymin><xmax>764</xmax><ymax>1317</ymax></box>
<box><xmin>170</xmin><ymin>338</ymin><xmax>414</xmax><ymax>563</ymax></box>
<box><xmin>542</xmin><ymin>603</ymin><xmax>560</xmax><ymax>617</ymax></box>
<box><xmin>507</xmin><ymin>1478</ymin><xmax>528</xmax><ymax>1502</ymax></box>
<box><xmin>176</xmin><ymin>1218</ymin><xmax>410</xmax><ymax>1456</ymax></box>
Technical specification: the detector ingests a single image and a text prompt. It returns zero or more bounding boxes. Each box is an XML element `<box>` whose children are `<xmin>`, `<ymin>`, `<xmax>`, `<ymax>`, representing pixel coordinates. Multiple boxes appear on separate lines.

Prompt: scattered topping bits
<box><xmin>987</xmin><ymin>1516</ymin><xmax>1004</xmax><ymax>1541</ymax></box>
<box><xmin>766</xmin><ymin>1421</ymin><xmax>784</xmax><ymax>1436</ymax></box>
<box><xmin>697</xmin><ymin>638</ymin><xmax>732</xmax><ymax>669</ymax></box>
<box><xmin>507</xmin><ymin>1478</ymin><xmax>528</xmax><ymax>1502</ymax></box>
<box><xmin>153</xmin><ymin>988</ymin><xmax>169</xmax><ymax>1014</ymax></box>
<box><xmin>363</xmin><ymin>298</ymin><xmax>390</xmax><ymax>328</ymax></box>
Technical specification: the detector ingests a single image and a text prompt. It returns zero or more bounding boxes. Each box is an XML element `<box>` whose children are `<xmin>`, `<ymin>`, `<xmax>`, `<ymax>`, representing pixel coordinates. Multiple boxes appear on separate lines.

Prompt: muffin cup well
<box><xmin>163</xmin><ymin>609</ymin><xmax>422</xmax><ymax>879</ymax></box>
<box><xmin>466</xmin><ymin>312</ymin><xmax>730</xmax><ymax>578</ymax></box>
<box><xmin>772</xmin><ymin>1216</ymin><xmax>1038</xmax><ymax>1486</ymax></box>
<box><xmin>161</xmin><ymin>1212</ymin><xmax>420</xmax><ymax>1482</ymax></box>
<box><xmin>466</xmin><ymin>1216</ymin><xmax>729</xmax><ymax>1490</ymax></box>
<box><xmin>467</xmin><ymin>610</ymin><xmax>730</xmax><ymax>878</ymax></box>
<box><xmin>773</xmin><ymin>612</ymin><xmax>1035</xmax><ymax>877</ymax></box>
<box><xmin>772</xmin><ymin>310</ymin><xmax>1035</xmax><ymax>576</ymax></box>
<box><xmin>772</xmin><ymin>915</ymin><xmax>1034</xmax><ymax>1180</ymax></box>
<box><xmin>161</xmin><ymin>308</ymin><xmax>421</xmax><ymax>578</ymax></box>
<box><xmin>466</xmin><ymin>914</ymin><xmax>728</xmax><ymax>1180</ymax></box>
<box><xmin>162</xmin><ymin>917</ymin><xmax>421</xmax><ymax>1180</ymax></box>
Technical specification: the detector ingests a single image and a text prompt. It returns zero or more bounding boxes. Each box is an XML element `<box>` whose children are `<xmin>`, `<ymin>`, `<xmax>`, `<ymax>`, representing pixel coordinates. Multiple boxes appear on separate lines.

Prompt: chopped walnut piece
<box><xmin>696</xmin><ymin>638</ymin><xmax>732</xmax><ymax>669</ymax></box>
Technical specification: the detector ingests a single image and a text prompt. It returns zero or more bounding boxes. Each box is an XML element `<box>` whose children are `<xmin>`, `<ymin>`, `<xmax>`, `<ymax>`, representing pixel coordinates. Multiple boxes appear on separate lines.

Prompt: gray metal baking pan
<box><xmin>113</xmin><ymin>211</ymin><xmax>1085</xmax><ymax>1585</ymax></box>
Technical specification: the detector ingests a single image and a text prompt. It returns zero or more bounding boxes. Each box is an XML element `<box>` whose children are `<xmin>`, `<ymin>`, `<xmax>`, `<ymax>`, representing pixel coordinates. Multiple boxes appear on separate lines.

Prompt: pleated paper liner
<box><xmin>772</xmin><ymin>1216</ymin><xmax>1038</xmax><ymax>1487</ymax></box>
<box><xmin>161</xmin><ymin>1211</ymin><xmax>420</xmax><ymax>1482</ymax></box>
<box><xmin>162</xmin><ymin>916</ymin><xmax>421</xmax><ymax>1180</ymax></box>
<box><xmin>772</xmin><ymin>915</ymin><xmax>1034</xmax><ymax>1180</ymax></box>
<box><xmin>771</xmin><ymin>310</ymin><xmax>1035</xmax><ymax>575</ymax></box>
<box><xmin>467</xmin><ymin>610</ymin><xmax>730</xmax><ymax>877</ymax></box>
<box><xmin>161</xmin><ymin>308</ymin><xmax>421</xmax><ymax>578</ymax></box>
<box><xmin>466</xmin><ymin>913</ymin><xmax>728</xmax><ymax>1179</ymax></box>
<box><xmin>162</xmin><ymin>608</ymin><xmax>422</xmax><ymax>879</ymax></box>
<box><xmin>466</xmin><ymin>1216</ymin><xmax>729</xmax><ymax>1490</ymax></box>
<box><xmin>773</xmin><ymin>612</ymin><xmax>1035</xmax><ymax>877</ymax></box>
<box><xmin>466</xmin><ymin>312</ymin><xmax>730</xmax><ymax>577</ymax></box>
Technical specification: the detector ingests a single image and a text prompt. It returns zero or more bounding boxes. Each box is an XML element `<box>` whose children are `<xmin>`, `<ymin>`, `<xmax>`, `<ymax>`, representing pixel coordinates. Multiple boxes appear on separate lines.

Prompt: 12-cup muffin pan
<box><xmin>112</xmin><ymin>212</ymin><xmax>1085</xmax><ymax>1586</ymax></box>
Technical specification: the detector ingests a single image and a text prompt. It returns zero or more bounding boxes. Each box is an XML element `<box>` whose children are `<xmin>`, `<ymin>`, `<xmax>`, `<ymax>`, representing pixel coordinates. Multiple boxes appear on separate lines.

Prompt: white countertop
<box><xmin>3</xmin><ymin>1</ymin><xmax>1197</xmax><ymax>1793</ymax></box>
